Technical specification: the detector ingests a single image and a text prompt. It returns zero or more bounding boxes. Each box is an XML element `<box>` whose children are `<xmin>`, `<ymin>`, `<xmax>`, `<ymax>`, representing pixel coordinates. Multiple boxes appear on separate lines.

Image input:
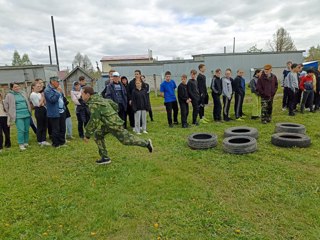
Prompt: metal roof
<box><xmin>0</xmin><ymin>64</ymin><xmax>58</xmax><ymax>70</ymax></box>
<box><xmin>192</xmin><ymin>50</ymin><xmax>305</xmax><ymax>58</ymax></box>
<box><xmin>101</xmin><ymin>54</ymin><xmax>151</xmax><ymax>61</ymax></box>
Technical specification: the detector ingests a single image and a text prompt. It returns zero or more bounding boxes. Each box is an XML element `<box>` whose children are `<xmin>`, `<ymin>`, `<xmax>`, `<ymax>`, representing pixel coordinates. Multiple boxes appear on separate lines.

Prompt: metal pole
<box><xmin>51</xmin><ymin>16</ymin><xmax>60</xmax><ymax>71</ymax></box>
<box><xmin>153</xmin><ymin>74</ymin><xmax>157</xmax><ymax>97</ymax></box>
<box><xmin>233</xmin><ymin>37</ymin><xmax>235</xmax><ymax>53</ymax></box>
<box><xmin>48</xmin><ymin>45</ymin><xmax>52</xmax><ymax>65</ymax></box>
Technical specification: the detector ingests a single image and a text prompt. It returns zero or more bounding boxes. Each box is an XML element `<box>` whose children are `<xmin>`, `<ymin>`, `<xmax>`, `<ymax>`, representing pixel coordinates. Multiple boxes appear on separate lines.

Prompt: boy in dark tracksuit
<box><xmin>197</xmin><ymin>64</ymin><xmax>208</xmax><ymax>122</ymax></box>
<box><xmin>233</xmin><ymin>69</ymin><xmax>246</xmax><ymax>120</ymax></box>
<box><xmin>178</xmin><ymin>74</ymin><xmax>191</xmax><ymax>128</ymax></box>
<box><xmin>210</xmin><ymin>68</ymin><xmax>222</xmax><ymax>121</ymax></box>
<box><xmin>187</xmin><ymin>69</ymin><xmax>200</xmax><ymax>125</ymax></box>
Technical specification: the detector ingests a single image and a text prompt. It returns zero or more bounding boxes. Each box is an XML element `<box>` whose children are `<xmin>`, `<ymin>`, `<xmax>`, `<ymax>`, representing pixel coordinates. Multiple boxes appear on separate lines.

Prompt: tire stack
<box><xmin>271</xmin><ymin>123</ymin><xmax>311</xmax><ymax>148</ymax></box>
<box><xmin>223</xmin><ymin>126</ymin><xmax>258</xmax><ymax>154</ymax></box>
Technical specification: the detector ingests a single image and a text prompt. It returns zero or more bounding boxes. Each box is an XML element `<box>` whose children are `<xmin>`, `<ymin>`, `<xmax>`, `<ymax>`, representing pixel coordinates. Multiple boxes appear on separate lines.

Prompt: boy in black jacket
<box><xmin>187</xmin><ymin>69</ymin><xmax>200</xmax><ymax>125</ymax></box>
<box><xmin>210</xmin><ymin>68</ymin><xmax>222</xmax><ymax>121</ymax></box>
<box><xmin>197</xmin><ymin>64</ymin><xmax>209</xmax><ymax>123</ymax></box>
<box><xmin>233</xmin><ymin>69</ymin><xmax>245</xmax><ymax>120</ymax></box>
<box><xmin>178</xmin><ymin>74</ymin><xmax>191</xmax><ymax>128</ymax></box>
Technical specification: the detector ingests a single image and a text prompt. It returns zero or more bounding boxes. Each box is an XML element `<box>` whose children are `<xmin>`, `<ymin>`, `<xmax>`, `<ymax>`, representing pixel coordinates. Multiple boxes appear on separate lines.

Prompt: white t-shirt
<box><xmin>30</xmin><ymin>92</ymin><xmax>42</xmax><ymax>107</ymax></box>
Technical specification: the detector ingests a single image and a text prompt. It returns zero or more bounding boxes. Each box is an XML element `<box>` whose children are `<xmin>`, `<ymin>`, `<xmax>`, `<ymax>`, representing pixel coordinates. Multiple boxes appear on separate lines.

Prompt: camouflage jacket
<box><xmin>85</xmin><ymin>94</ymin><xmax>122</xmax><ymax>137</ymax></box>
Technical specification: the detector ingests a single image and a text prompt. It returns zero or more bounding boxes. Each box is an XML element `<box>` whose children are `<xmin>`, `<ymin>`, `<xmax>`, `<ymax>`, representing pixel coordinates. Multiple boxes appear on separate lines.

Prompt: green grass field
<box><xmin>1</xmin><ymin>91</ymin><xmax>320</xmax><ymax>239</ymax></box>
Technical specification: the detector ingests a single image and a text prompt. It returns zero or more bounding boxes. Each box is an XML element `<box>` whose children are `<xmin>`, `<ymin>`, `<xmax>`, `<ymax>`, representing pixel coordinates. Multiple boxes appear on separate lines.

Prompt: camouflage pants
<box><xmin>261</xmin><ymin>98</ymin><xmax>273</xmax><ymax>122</ymax></box>
<box><xmin>94</xmin><ymin>114</ymin><xmax>148</xmax><ymax>158</ymax></box>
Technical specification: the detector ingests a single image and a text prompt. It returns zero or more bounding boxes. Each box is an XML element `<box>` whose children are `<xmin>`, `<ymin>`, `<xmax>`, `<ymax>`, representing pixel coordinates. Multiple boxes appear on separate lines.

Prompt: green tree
<box><xmin>21</xmin><ymin>54</ymin><xmax>32</xmax><ymax>65</ymax></box>
<box><xmin>12</xmin><ymin>50</ymin><xmax>32</xmax><ymax>66</ymax></box>
<box><xmin>247</xmin><ymin>44</ymin><xmax>263</xmax><ymax>53</ymax></box>
<box><xmin>72</xmin><ymin>52</ymin><xmax>93</xmax><ymax>72</ymax></box>
<box><xmin>305</xmin><ymin>45</ymin><xmax>320</xmax><ymax>61</ymax></box>
<box><xmin>12</xmin><ymin>50</ymin><xmax>22</xmax><ymax>66</ymax></box>
<box><xmin>267</xmin><ymin>27</ymin><xmax>296</xmax><ymax>52</ymax></box>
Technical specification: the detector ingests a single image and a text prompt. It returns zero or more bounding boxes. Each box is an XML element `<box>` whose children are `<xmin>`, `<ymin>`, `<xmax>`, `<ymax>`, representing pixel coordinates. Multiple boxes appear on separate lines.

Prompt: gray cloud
<box><xmin>0</xmin><ymin>0</ymin><xmax>319</xmax><ymax>69</ymax></box>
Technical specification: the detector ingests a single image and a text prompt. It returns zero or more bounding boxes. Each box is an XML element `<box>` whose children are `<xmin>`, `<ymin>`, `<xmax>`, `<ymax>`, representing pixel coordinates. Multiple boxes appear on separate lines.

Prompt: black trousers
<box><xmin>223</xmin><ymin>96</ymin><xmax>231</xmax><ymax>120</ymax></box>
<box><xmin>34</xmin><ymin>106</ymin><xmax>47</xmax><ymax>143</ymax></box>
<box><xmin>49</xmin><ymin>112</ymin><xmax>66</xmax><ymax>147</ymax></box>
<box><xmin>199</xmin><ymin>105</ymin><xmax>204</xmax><ymax>119</ymax></box>
<box><xmin>287</xmin><ymin>89</ymin><xmax>296</xmax><ymax>114</ymax></box>
<box><xmin>164</xmin><ymin>101</ymin><xmax>178</xmax><ymax>125</ymax></box>
<box><xmin>314</xmin><ymin>91</ymin><xmax>320</xmax><ymax>110</ymax></box>
<box><xmin>127</xmin><ymin>104</ymin><xmax>134</xmax><ymax>128</ymax></box>
<box><xmin>149</xmin><ymin>109</ymin><xmax>153</xmax><ymax>121</ymax></box>
<box><xmin>301</xmin><ymin>90</ymin><xmax>314</xmax><ymax>111</ymax></box>
<box><xmin>295</xmin><ymin>89</ymin><xmax>302</xmax><ymax>109</ymax></box>
<box><xmin>76</xmin><ymin>113</ymin><xmax>85</xmax><ymax>138</ymax></box>
<box><xmin>118</xmin><ymin>104</ymin><xmax>127</xmax><ymax>128</ymax></box>
<box><xmin>234</xmin><ymin>92</ymin><xmax>244</xmax><ymax>118</ymax></box>
<box><xmin>30</xmin><ymin>117</ymin><xmax>37</xmax><ymax>134</ymax></box>
<box><xmin>0</xmin><ymin>116</ymin><xmax>11</xmax><ymax>149</ymax></box>
<box><xmin>179</xmin><ymin>101</ymin><xmax>189</xmax><ymax>126</ymax></box>
<box><xmin>282</xmin><ymin>87</ymin><xmax>289</xmax><ymax>108</ymax></box>
<box><xmin>191</xmin><ymin>99</ymin><xmax>199</xmax><ymax>124</ymax></box>
<box><xmin>212</xmin><ymin>93</ymin><xmax>222</xmax><ymax>121</ymax></box>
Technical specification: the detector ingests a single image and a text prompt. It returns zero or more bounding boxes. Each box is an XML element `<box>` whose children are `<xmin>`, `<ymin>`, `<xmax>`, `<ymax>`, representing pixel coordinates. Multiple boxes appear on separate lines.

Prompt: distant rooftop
<box><xmin>0</xmin><ymin>64</ymin><xmax>58</xmax><ymax>70</ymax></box>
<box><xmin>192</xmin><ymin>50</ymin><xmax>305</xmax><ymax>58</ymax></box>
<box><xmin>101</xmin><ymin>54</ymin><xmax>152</xmax><ymax>61</ymax></box>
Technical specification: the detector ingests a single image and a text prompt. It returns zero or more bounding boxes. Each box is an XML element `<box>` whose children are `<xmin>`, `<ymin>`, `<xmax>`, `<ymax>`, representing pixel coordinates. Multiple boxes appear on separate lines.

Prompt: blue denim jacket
<box><xmin>44</xmin><ymin>83</ymin><xmax>62</xmax><ymax>118</ymax></box>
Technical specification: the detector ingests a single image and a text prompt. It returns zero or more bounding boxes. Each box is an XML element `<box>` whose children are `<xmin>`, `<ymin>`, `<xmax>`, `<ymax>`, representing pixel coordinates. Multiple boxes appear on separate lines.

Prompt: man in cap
<box><xmin>256</xmin><ymin>64</ymin><xmax>278</xmax><ymax>124</ymax></box>
<box><xmin>44</xmin><ymin>76</ymin><xmax>67</xmax><ymax>147</ymax></box>
<box><xmin>106</xmin><ymin>72</ymin><xmax>128</xmax><ymax>127</ymax></box>
<box><xmin>82</xmin><ymin>86</ymin><xmax>153</xmax><ymax>165</ymax></box>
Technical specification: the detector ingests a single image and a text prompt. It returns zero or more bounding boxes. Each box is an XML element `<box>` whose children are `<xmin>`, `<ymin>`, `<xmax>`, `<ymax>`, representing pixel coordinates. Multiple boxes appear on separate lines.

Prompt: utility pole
<box><xmin>51</xmin><ymin>16</ymin><xmax>60</xmax><ymax>71</ymax></box>
<box><xmin>48</xmin><ymin>45</ymin><xmax>52</xmax><ymax>65</ymax></box>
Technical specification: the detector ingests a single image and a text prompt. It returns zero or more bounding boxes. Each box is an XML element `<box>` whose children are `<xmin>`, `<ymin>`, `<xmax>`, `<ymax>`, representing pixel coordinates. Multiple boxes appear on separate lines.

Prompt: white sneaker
<box><xmin>42</xmin><ymin>141</ymin><xmax>51</xmax><ymax>146</ymax></box>
<box><xmin>143</xmin><ymin>130</ymin><xmax>148</xmax><ymax>134</ymax></box>
<box><xmin>24</xmin><ymin>144</ymin><xmax>29</xmax><ymax>148</ymax></box>
<box><xmin>19</xmin><ymin>145</ymin><xmax>26</xmax><ymax>151</ymax></box>
<box><xmin>136</xmin><ymin>132</ymin><xmax>142</xmax><ymax>135</ymax></box>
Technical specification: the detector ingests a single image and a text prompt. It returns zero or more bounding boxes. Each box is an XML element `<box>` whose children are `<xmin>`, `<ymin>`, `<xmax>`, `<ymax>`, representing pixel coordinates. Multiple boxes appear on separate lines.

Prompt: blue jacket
<box><xmin>44</xmin><ymin>83</ymin><xmax>62</xmax><ymax>118</ymax></box>
<box><xmin>106</xmin><ymin>82</ymin><xmax>128</xmax><ymax>111</ymax></box>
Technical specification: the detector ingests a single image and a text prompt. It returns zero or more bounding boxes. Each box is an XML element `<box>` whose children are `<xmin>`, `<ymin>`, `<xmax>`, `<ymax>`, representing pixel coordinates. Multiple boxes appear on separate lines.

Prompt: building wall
<box><xmin>0</xmin><ymin>65</ymin><xmax>58</xmax><ymax>84</ymax></box>
<box><xmin>64</xmin><ymin>69</ymin><xmax>94</xmax><ymax>95</ymax></box>
<box><xmin>106</xmin><ymin>52</ymin><xmax>304</xmax><ymax>90</ymax></box>
<box><xmin>101</xmin><ymin>59</ymin><xmax>153</xmax><ymax>72</ymax></box>
<box><xmin>202</xmin><ymin>52</ymin><xmax>304</xmax><ymax>81</ymax></box>
<box><xmin>0</xmin><ymin>65</ymin><xmax>59</xmax><ymax>94</ymax></box>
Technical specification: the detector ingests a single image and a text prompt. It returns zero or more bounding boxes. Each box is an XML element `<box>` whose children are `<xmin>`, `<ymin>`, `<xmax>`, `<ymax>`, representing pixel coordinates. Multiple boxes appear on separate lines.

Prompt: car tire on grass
<box><xmin>223</xmin><ymin>136</ymin><xmax>257</xmax><ymax>154</ymax></box>
<box><xmin>271</xmin><ymin>132</ymin><xmax>311</xmax><ymax>148</ymax></box>
<box><xmin>188</xmin><ymin>133</ymin><xmax>218</xmax><ymax>150</ymax></box>
<box><xmin>224</xmin><ymin>126</ymin><xmax>259</xmax><ymax>139</ymax></box>
<box><xmin>275</xmin><ymin>122</ymin><xmax>306</xmax><ymax>134</ymax></box>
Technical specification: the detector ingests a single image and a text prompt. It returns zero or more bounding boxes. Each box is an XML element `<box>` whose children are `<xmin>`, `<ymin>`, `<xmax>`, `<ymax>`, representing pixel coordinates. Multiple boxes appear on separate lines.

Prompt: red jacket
<box><xmin>299</xmin><ymin>75</ymin><xmax>313</xmax><ymax>91</ymax></box>
<box><xmin>256</xmin><ymin>72</ymin><xmax>278</xmax><ymax>99</ymax></box>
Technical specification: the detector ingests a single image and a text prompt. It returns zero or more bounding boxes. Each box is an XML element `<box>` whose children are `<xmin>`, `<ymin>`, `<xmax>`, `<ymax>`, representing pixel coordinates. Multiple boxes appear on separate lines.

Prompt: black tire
<box><xmin>188</xmin><ymin>133</ymin><xmax>218</xmax><ymax>149</ymax></box>
<box><xmin>223</xmin><ymin>136</ymin><xmax>257</xmax><ymax>154</ymax></box>
<box><xmin>224</xmin><ymin>126</ymin><xmax>259</xmax><ymax>139</ymax></box>
<box><xmin>275</xmin><ymin>122</ymin><xmax>306</xmax><ymax>134</ymax></box>
<box><xmin>271</xmin><ymin>133</ymin><xmax>311</xmax><ymax>148</ymax></box>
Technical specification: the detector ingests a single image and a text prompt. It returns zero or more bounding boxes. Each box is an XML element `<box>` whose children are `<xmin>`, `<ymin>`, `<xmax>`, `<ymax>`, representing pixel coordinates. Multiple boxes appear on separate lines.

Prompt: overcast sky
<box><xmin>0</xmin><ymin>0</ymin><xmax>319</xmax><ymax>70</ymax></box>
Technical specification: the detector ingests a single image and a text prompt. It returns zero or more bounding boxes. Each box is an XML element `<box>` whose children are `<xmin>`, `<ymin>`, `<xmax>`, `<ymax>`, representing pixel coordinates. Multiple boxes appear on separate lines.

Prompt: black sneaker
<box><xmin>147</xmin><ymin>139</ymin><xmax>154</xmax><ymax>153</ymax></box>
<box><xmin>96</xmin><ymin>157</ymin><xmax>111</xmax><ymax>165</ymax></box>
<box><xmin>174</xmin><ymin>121</ymin><xmax>179</xmax><ymax>125</ymax></box>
